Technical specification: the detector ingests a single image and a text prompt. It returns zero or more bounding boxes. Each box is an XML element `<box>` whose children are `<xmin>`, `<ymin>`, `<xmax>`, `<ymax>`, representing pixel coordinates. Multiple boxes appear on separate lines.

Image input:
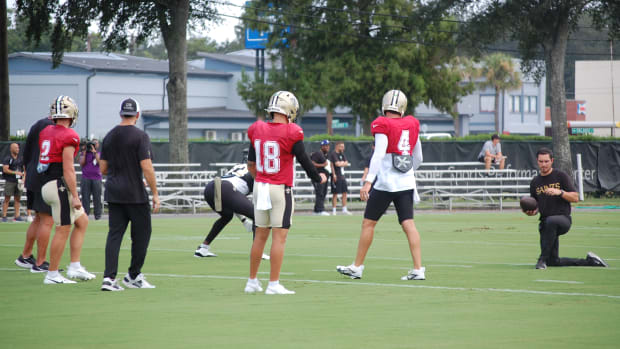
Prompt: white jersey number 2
<box><xmin>254</xmin><ymin>139</ymin><xmax>281</xmax><ymax>174</ymax></box>
<box><xmin>397</xmin><ymin>130</ymin><xmax>411</xmax><ymax>155</ymax></box>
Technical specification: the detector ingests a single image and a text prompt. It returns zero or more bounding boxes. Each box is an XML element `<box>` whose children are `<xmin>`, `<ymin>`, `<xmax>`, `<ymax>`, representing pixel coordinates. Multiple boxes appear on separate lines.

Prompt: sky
<box><xmin>8</xmin><ymin>0</ymin><xmax>245</xmax><ymax>44</ymax></box>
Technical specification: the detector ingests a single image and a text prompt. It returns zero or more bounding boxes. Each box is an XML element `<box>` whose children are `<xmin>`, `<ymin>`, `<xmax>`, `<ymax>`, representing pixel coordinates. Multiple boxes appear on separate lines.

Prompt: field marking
<box><xmin>534</xmin><ymin>279</ymin><xmax>584</xmax><ymax>284</ymax></box>
<box><xmin>1</xmin><ymin>268</ymin><xmax>617</xmax><ymax>298</ymax></box>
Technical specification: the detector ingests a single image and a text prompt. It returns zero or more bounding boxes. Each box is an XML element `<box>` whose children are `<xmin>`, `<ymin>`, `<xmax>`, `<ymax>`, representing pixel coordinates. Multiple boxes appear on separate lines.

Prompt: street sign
<box><xmin>245</xmin><ymin>28</ymin><xmax>269</xmax><ymax>49</ymax></box>
<box><xmin>571</xmin><ymin>128</ymin><xmax>594</xmax><ymax>134</ymax></box>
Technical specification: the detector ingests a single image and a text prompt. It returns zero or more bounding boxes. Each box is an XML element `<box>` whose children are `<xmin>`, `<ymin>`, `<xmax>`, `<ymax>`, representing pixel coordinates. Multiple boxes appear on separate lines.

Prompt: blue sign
<box><xmin>245</xmin><ymin>28</ymin><xmax>269</xmax><ymax>49</ymax></box>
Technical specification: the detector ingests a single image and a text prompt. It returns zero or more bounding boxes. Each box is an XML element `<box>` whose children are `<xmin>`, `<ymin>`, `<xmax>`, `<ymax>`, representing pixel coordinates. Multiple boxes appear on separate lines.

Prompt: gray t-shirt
<box><xmin>478</xmin><ymin>140</ymin><xmax>501</xmax><ymax>159</ymax></box>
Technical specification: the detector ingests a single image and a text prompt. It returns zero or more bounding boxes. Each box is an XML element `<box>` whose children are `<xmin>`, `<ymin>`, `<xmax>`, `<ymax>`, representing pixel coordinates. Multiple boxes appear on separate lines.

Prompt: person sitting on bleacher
<box><xmin>477</xmin><ymin>134</ymin><xmax>505</xmax><ymax>171</ymax></box>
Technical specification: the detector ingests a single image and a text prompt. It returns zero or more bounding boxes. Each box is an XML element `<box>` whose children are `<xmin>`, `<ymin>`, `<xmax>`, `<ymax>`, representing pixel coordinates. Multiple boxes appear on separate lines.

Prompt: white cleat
<box><xmin>44</xmin><ymin>273</ymin><xmax>77</xmax><ymax>285</ymax></box>
<box><xmin>101</xmin><ymin>277</ymin><xmax>124</xmax><ymax>291</ymax></box>
<box><xmin>244</xmin><ymin>279</ymin><xmax>263</xmax><ymax>293</ymax></box>
<box><xmin>122</xmin><ymin>273</ymin><xmax>156</xmax><ymax>289</ymax></box>
<box><xmin>342</xmin><ymin>209</ymin><xmax>352</xmax><ymax>216</ymax></box>
<box><xmin>67</xmin><ymin>265</ymin><xmax>96</xmax><ymax>281</ymax></box>
<box><xmin>194</xmin><ymin>245</ymin><xmax>217</xmax><ymax>258</ymax></box>
<box><xmin>336</xmin><ymin>264</ymin><xmax>364</xmax><ymax>279</ymax></box>
<box><xmin>401</xmin><ymin>267</ymin><xmax>426</xmax><ymax>280</ymax></box>
<box><xmin>261</xmin><ymin>253</ymin><xmax>271</xmax><ymax>260</ymax></box>
<box><xmin>265</xmin><ymin>283</ymin><xmax>295</xmax><ymax>295</ymax></box>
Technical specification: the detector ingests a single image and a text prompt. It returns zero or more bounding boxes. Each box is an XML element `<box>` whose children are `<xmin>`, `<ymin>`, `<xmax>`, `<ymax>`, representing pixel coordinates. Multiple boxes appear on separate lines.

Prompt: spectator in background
<box><xmin>329</xmin><ymin>141</ymin><xmax>351</xmax><ymax>215</ymax></box>
<box><xmin>477</xmin><ymin>134</ymin><xmax>505</xmax><ymax>171</ymax></box>
<box><xmin>2</xmin><ymin>143</ymin><xmax>25</xmax><ymax>222</ymax></box>
<box><xmin>310</xmin><ymin>140</ymin><xmax>331</xmax><ymax>216</ymax></box>
<box><xmin>79</xmin><ymin>139</ymin><xmax>103</xmax><ymax>220</ymax></box>
<box><xmin>360</xmin><ymin>144</ymin><xmax>374</xmax><ymax>185</ymax></box>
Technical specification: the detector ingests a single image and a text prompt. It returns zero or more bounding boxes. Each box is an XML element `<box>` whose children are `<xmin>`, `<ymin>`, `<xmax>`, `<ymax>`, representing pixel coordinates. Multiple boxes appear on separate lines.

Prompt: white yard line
<box><xmin>534</xmin><ymin>279</ymin><xmax>584</xmax><ymax>284</ymax></box>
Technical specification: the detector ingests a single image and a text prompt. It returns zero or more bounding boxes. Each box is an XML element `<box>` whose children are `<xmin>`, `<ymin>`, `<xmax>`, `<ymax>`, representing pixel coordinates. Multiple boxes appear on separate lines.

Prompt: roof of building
<box><xmin>9</xmin><ymin>52</ymin><xmax>232</xmax><ymax>77</ymax></box>
<box><xmin>197</xmin><ymin>50</ymin><xmax>280</xmax><ymax>69</ymax></box>
<box><xmin>142</xmin><ymin>107</ymin><xmax>353</xmax><ymax>119</ymax></box>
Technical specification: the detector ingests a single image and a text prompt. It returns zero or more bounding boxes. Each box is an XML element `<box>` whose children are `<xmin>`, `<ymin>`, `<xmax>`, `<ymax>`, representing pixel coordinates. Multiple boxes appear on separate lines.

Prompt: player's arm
<box><xmin>62</xmin><ymin>146</ymin><xmax>81</xmax><ymax>209</ymax></box>
<box><xmin>525</xmin><ymin>183</ymin><xmax>538</xmax><ymax>216</ymax></box>
<box><xmin>99</xmin><ymin>160</ymin><xmax>108</xmax><ymax>175</ymax></box>
<box><xmin>2</xmin><ymin>164</ymin><xmax>9</xmax><ymax>174</ymax></box>
<box><xmin>412</xmin><ymin>135</ymin><xmax>423</xmax><ymax>170</ymax></box>
<box><xmin>141</xmin><ymin>158</ymin><xmax>160</xmax><ymax>213</ymax></box>
<box><xmin>365</xmin><ymin>134</ymin><xmax>388</xmax><ymax>184</ymax></box>
<box><xmin>247</xmin><ymin>145</ymin><xmax>257</xmax><ymax>178</ymax></box>
<box><xmin>292</xmin><ymin>141</ymin><xmax>325</xmax><ymax>183</ymax></box>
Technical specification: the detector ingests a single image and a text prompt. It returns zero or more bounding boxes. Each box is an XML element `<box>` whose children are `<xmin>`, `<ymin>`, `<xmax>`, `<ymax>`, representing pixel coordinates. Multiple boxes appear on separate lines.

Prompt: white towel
<box><xmin>255</xmin><ymin>182</ymin><xmax>272</xmax><ymax>210</ymax></box>
<box><xmin>413</xmin><ymin>188</ymin><xmax>421</xmax><ymax>204</ymax></box>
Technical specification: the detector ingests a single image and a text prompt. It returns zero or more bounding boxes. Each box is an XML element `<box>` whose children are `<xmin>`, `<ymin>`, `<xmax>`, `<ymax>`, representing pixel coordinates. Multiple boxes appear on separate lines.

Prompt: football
<box><xmin>520</xmin><ymin>196</ymin><xmax>538</xmax><ymax>211</ymax></box>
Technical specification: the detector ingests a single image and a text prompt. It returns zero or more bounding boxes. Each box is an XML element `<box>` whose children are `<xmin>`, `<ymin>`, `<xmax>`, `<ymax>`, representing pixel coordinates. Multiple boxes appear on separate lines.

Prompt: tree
<box><xmin>429</xmin><ymin>0</ymin><xmax>620</xmax><ymax>175</ymax></box>
<box><xmin>1</xmin><ymin>1</ymin><xmax>9</xmax><ymax>140</ymax></box>
<box><xmin>478</xmin><ymin>53</ymin><xmax>522</xmax><ymax>134</ymax></box>
<box><xmin>14</xmin><ymin>0</ymin><xmax>218</xmax><ymax>164</ymax></box>
<box><xmin>239</xmin><ymin>0</ymin><xmax>472</xmax><ymax>135</ymax></box>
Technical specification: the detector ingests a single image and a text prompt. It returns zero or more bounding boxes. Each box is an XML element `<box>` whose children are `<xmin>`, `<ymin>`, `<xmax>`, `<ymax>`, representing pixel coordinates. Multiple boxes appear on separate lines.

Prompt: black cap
<box><xmin>120</xmin><ymin>98</ymin><xmax>140</xmax><ymax>116</ymax></box>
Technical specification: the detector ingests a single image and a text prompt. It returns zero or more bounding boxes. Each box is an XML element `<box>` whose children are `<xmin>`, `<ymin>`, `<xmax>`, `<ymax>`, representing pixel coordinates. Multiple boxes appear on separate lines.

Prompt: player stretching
<box><xmin>244</xmin><ymin>91</ymin><xmax>326</xmax><ymax>295</ymax></box>
<box><xmin>337</xmin><ymin>90</ymin><xmax>426</xmax><ymax>281</ymax></box>
<box><xmin>38</xmin><ymin>96</ymin><xmax>95</xmax><ymax>284</ymax></box>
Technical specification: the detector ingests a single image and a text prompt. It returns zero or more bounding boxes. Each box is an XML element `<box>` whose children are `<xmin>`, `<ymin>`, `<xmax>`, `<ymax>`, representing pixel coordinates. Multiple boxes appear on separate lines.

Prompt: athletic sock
<box><xmin>69</xmin><ymin>261</ymin><xmax>82</xmax><ymax>269</ymax></box>
<box><xmin>47</xmin><ymin>270</ymin><xmax>60</xmax><ymax>278</ymax></box>
<box><xmin>268</xmin><ymin>280</ymin><xmax>279</xmax><ymax>288</ymax></box>
<box><xmin>201</xmin><ymin>243</ymin><xmax>209</xmax><ymax>249</ymax></box>
<box><xmin>248</xmin><ymin>278</ymin><xmax>259</xmax><ymax>284</ymax></box>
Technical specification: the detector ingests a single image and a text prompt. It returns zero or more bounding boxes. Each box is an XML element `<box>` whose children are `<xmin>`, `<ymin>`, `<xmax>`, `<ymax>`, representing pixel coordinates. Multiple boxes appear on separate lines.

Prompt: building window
<box><xmin>480</xmin><ymin>95</ymin><xmax>495</xmax><ymax>112</ymax></box>
<box><xmin>204</xmin><ymin>130</ymin><xmax>217</xmax><ymax>141</ymax></box>
<box><xmin>526</xmin><ymin>96</ymin><xmax>537</xmax><ymax>113</ymax></box>
<box><xmin>510</xmin><ymin>95</ymin><xmax>521</xmax><ymax>113</ymax></box>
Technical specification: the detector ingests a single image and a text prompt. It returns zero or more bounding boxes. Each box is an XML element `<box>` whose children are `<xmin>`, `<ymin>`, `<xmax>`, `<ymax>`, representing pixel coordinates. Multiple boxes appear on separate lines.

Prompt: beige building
<box><xmin>575</xmin><ymin>60</ymin><xmax>620</xmax><ymax>136</ymax></box>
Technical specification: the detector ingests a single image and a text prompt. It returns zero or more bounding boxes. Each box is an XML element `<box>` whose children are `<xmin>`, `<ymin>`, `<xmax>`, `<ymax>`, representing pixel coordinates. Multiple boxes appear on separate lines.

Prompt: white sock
<box><xmin>332</xmin><ymin>208</ymin><xmax>337</xmax><ymax>213</ymax></box>
<box><xmin>248</xmin><ymin>278</ymin><xmax>258</xmax><ymax>284</ymax></box>
<box><xmin>47</xmin><ymin>270</ymin><xmax>60</xmax><ymax>278</ymax></box>
<box><xmin>343</xmin><ymin>207</ymin><xmax>348</xmax><ymax>212</ymax></box>
<box><xmin>69</xmin><ymin>261</ymin><xmax>82</xmax><ymax>269</ymax></box>
<box><xmin>201</xmin><ymin>244</ymin><xmax>209</xmax><ymax>249</ymax></box>
<box><xmin>268</xmin><ymin>280</ymin><xmax>279</xmax><ymax>288</ymax></box>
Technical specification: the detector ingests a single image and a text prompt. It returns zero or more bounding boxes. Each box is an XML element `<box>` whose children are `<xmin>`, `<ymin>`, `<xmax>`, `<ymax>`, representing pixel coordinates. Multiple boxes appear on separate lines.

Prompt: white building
<box><xmin>575</xmin><ymin>60</ymin><xmax>620</xmax><ymax>136</ymax></box>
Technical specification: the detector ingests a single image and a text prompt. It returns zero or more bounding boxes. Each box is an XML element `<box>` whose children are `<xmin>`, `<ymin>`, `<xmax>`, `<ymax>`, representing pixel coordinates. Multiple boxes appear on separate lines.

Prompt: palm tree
<box><xmin>478</xmin><ymin>53</ymin><xmax>522</xmax><ymax>134</ymax></box>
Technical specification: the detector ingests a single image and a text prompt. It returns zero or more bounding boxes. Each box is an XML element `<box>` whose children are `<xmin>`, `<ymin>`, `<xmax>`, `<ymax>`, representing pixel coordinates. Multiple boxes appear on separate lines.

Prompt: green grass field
<box><xmin>1</xmin><ymin>210</ymin><xmax>619</xmax><ymax>348</ymax></box>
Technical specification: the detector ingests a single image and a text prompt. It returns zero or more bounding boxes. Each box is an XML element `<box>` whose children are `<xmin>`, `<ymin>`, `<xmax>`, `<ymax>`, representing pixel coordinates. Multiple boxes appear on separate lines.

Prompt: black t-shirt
<box><xmin>530</xmin><ymin>169</ymin><xmax>577</xmax><ymax>219</ymax></box>
<box><xmin>311</xmin><ymin>150</ymin><xmax>329</xmax><ymax>175</ymax></box>
<box><xmin>23</xmin><ymin>117</ymin><xmax>54</xmax><ymax>191</ymax></box>
<box><xmin>328</xmin><ymin>151</ymin><xmax>347</xmax><ymax>177</ymax></box>
<box><xmin>101</xmin><ymin>125</ymin><xmax>153</xmax><ymax>204</ymax></box>
<box><xmin>2</xmin><ymin>155</ymin><xmax>24</xmax><ymax>182</ymax></box>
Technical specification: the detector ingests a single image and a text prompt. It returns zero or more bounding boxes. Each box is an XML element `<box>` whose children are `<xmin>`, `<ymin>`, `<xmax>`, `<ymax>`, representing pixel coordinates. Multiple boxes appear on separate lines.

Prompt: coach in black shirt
<box><xmin>100</xmin><ymin>98</ymin><xmax>160</xmax><ymax>291</ymax></box>
<box><xmin>310</xmin><ymin>140</ymin><xmax>331</xmax><ymax>215</ymax></box>
<box><xmin>525</xmin><ymin>147</ymin><xmax>608</xmax><ymax>269</ymax></box>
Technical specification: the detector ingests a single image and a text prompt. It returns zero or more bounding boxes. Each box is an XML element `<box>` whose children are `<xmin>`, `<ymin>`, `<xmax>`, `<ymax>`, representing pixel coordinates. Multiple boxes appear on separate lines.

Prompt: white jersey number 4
<box><xmin>397</xmin><ymin>130</ymin><xmax>411</xmax><ymax>155</ymax></box>
<box><xmin>254</xmin><ymin>139</ymin><xmax>281</xmax><ymax>174</ymax></box>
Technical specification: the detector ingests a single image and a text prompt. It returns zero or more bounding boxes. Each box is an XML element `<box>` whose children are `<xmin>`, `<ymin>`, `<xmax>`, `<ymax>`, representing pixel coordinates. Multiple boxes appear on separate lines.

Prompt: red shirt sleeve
<box><xmin>289</xmin><ymin>123</ymin><xmax>304</xmax><ymax>144</ymax></box>
<box><xmin>371</xmin><ymin>117</ymin><xmax>388</xmax><ymax>135</ymax></box>
<box><xmin>247</xmin><ymin>122</ymin><xmax>256</xmax><ymax>141</ymax></box>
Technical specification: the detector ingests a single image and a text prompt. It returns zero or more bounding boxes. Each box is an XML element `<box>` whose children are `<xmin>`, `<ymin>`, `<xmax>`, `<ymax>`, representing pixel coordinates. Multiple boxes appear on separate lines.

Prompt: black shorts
<box><xmin>27</xmin><ymin>189</ymin><xmax>52</xmax><ymax>215</ymax></box>
<box><xmin>363</xmin><ymin>189</ymin><xmax>414</xmax><ymax>224</ymax></box>
<box><xmin>331</xmin><ymin>176</ymin><xmax>348</xmax><ymax>194</ymax></box>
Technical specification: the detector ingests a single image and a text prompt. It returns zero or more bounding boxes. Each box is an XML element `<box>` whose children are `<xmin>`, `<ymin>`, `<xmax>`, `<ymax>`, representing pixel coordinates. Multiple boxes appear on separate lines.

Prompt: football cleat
<box><xmin>122</xmin><ymin>273</ymin><xmax>155</xmax><ymax>289</ymax></box>
<box><xmin>15</xmin><ymin>254</ymin><xmax>36</xmax><ymax>269</ymax></box>
<box><xmin>265</xmin><ymin>283</ymin><xmax>295</xmax><ymax>295</ymax></box>
<box><xmin>336</xmin><ymin>264</ymin><xmax>364</xmax><ymax>279</ymax></box>
<box><xmin>244</xmin><ymin>279</ymin><xmax>264</xmax><ymax>293</ymax></box>
<box><xmin>261</xmin><ymin>253</ymin><xmax>270</xmax><ymax>260</ymax></box>
<box><xmin>194</xmin><ymin>245</ymin><xmax>217</xmax><ymax>258</ymax></box>
<box><xmin>535</xmin><ymin>257</ymin><xmax>547</xmax><ymax>270</ymax></box>
<box><xmin>401</xmin><ymin>267</ymin><xmax>426</xmax><ymax>280</ymax></box>
<box><xmin>586</xmin><ymin>252</ymin><xmax>608</xmax><ymax>267</ymax></box>
<box><xmin>67</xmin><ymin>265</ymin><xmax>96</xmax><ymax>280</ymax></box>
<box><xmin>44</xmin><ymin>273</ymin><xmax>77</xmax><ymax>285</ymax></box>
<box><xmin>30</xmin><ymin>261</ymin><xmax>50</xmax><ymax>273</ymax></box>
<box><xmin>101</xmin><ymin>277</ymin><xmax>124</xmax><ymax>292</ymax></box>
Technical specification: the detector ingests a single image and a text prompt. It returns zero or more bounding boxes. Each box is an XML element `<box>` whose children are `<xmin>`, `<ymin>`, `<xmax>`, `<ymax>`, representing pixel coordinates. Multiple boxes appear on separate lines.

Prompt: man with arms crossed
<box><xmin>38</xmin><ymin>96</ymin><xmax>95</xmax><ymax>284</ymax></box>
<box><xmin>525</xmin><ymin>147</ymin><xmax>608</xmax><ymax>269</ymax></box>
<box><xmin>337</xmin><ymin>89</ymin><xmax>426</xmax><ymax>281</ymax></box>
<box><xmin>245</xmin><ymin>91</ymin><xmax>326</xmax><ymax>295</ymax></box>
<box><xmin>310</xmin><ymin>140</ymin><xmax>331</xmax><ymax>216</ymax></box>
<box><xmin>329</xmin><ymin>142</ymin><xmax>352</xmax><ymax>215</ymax></box>
<box><xmin>100</xmin><ymin>98</ymin><xmax>160</xmax><ymax>291</ymax></box>
<box><xmin>2</xmin><ymin>143</ymin><xmax>25</xmax><ymax>222</ymax></box>
<box><xmin>14</xmin><ymin>116</ymin><xmax>54</xmax><ymax>272</ymax></box>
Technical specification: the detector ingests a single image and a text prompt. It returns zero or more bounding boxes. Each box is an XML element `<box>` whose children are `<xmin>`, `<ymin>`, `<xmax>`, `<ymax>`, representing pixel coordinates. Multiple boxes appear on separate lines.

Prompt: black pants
<box><xmin>204</xmin><ymin>181</ymin><xmax>254</xmax><ymax>244</ymax></box>
<box><xmin>538</xmin><ymin>215</ymin><xmax>591</xmax><ymax>266</ymax></box>
<box><xmin>80</xmin><ymin>178</ymin><xmax>102</xmax><ymax>218</ymax></box>
<box><xmin>312</xmin><ymin>180</ymin><xmax>328</xmax><ymax>212</ymax></box>
<box><xmin>104</xmin><ymin>203</ymin><xmax>152</xmax><ymax>279</ymax></box>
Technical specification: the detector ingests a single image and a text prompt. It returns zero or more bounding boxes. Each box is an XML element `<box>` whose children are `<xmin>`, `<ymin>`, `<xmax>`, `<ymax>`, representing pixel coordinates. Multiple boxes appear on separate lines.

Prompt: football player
<box><xmin>194</xmin><ymin>162</ymin><xmax>269</xmax><ymax>260</ymax></box>
<box><xmin>38</xmin><ymin>96</ymin><xmax>95</xmax><ymax>284</ymax></box>
<box><xmin>244</xmin><ymin>91</ymin><xmax>327</xmax><ymax>295</ymax></box>
<box><xmin>337</xmin><ymin>90</ymin><xmax>426</xmax><ymax>281</ymax></box>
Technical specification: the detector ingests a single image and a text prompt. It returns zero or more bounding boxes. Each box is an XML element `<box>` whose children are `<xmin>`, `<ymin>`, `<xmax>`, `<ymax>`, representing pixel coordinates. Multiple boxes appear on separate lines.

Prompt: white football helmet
<box><xmin>49</xmin><ymin>95</ymin><xmax>79</xmax><ymax>127</ymax></box>
<box><xmin>381</xmin><ymin>89</ymin><xmax>407</xmax><ymax>117</ymax></box>
<box><xmin>265</xmin><ymin>91</ymin><xmax>299</xmax><ymax>122</ymax></box>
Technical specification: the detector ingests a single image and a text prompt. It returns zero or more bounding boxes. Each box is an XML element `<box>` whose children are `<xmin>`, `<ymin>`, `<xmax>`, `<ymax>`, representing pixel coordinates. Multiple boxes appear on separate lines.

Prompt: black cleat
<box><xmin>586</xmin><ymin>252</ymin><xmax>608</xmax><ymax>267</ymax></box>
<box><xmin>15</xmin><ymin>254</ymin><xmax>36</xmax><ymax>269</ymax></box>
<box><xmin>30</xmin><ymin>261</ymin><xmax>50</xmax><ymax>273</ymax></box>
<box><xmin>535</xmin><ymin>257</ymin><xmax>547</xmax><ymax>270</ymax></box>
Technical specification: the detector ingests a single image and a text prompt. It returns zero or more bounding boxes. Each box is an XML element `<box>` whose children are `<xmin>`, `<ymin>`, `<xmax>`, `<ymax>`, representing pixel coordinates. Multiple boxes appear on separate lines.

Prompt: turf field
<box><xmin>1</xmin><ymin>210</ymin><xmax>619</xmax><ymax>348</ymax></box>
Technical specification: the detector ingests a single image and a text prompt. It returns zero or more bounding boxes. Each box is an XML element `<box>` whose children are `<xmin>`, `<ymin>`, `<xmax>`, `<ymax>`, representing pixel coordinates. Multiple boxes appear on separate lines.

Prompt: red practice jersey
<box><xmin>248</xmin><ymin>120</ymin><xmax>304</xmax><ymax>186</ymax></box>
<box><xmin>38</xmin><ymin>124</ymin><xmax>80</xmax><ymax>164</ymax></box>
<box><xmin>370</xmin><ymin>115</ymin><xmax>420</xmax><ymax>155</ymax></box>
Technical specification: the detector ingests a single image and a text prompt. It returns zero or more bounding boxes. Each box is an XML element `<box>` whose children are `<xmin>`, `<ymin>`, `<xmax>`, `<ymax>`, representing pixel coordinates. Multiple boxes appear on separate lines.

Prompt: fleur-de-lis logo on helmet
<box><xmin>49</xmin><ymin>95</ymin><xmax>79</xmax><ymax>127</ymax></box>
<box><xmin>265</xmin><ymin>91</ymin><xmax>300</xmax><ymax>122</ymax></box>
<box><xmin>381</xmin><ymin>90</ymin><xmax>407</xmax><ymax>117</ymax></box>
